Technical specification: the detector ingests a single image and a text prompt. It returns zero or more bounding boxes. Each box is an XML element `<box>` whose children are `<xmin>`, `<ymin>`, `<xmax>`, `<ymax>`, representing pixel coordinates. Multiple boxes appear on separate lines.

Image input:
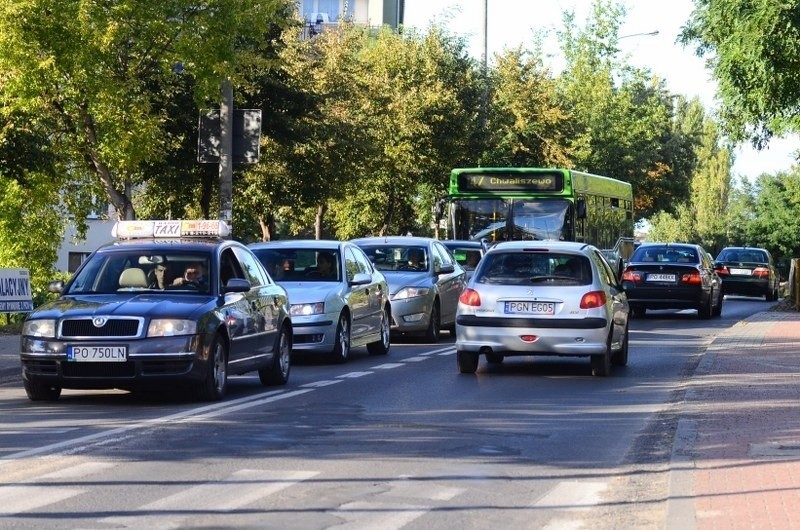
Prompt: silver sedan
<box><xmin>352</xmin><ymin>236</ymin><xmax>467</xmax><ymax>342</ymax></box>
<box><xmin>249</xmin><ymin>240</ymin><xmax>391</xmax><ymax>363</ymax></box>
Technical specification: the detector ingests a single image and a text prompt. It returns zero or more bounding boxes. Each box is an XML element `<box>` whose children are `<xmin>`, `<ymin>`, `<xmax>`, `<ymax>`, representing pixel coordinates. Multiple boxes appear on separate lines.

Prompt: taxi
<box><xmin>20</xmin><ymin>220</ymin><xmax>292</xmax><ymax>402</ymax></box>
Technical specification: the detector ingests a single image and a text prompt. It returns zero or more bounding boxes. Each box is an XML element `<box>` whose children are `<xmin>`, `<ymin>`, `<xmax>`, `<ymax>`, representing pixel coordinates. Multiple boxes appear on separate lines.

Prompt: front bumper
<box><xmin>20</xmin><ymin>333</ymin><xmax>211</xmax><ymax>390</ymax></box>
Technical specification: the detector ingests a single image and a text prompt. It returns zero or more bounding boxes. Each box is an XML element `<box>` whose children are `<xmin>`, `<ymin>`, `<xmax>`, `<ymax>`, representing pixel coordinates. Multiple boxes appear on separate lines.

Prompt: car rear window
<box><xmin>475</xmin><ymin>252</ymin><xmax>591</xmax><ymax>285</ymax></box>
<box><xmin>632</xmin><ymin>246</ymin><xmax>698</xmax><ymax>264</ymax></box>
<box><xmin>718</xmin><ymin>249</ymin><xmax>767</xmax><ymax>263</ymax></box>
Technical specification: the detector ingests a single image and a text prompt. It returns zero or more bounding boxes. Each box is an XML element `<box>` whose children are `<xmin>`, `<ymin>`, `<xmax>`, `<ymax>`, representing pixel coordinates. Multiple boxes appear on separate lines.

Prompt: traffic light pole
<box><xmin>218</xmin><ymin>79</ymin><xmax>233</xmax><ymax>227</ymax></box>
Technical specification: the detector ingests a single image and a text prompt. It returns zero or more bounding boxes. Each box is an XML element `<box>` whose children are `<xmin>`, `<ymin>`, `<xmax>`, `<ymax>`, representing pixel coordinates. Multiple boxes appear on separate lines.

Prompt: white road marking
<box><xmin>534</xmin><ymin>481</ymin><xmax>607</xmax><ymax>510</ymax></box>
<box><xmin>338</xmin><ymin>371</ymin><xmax>373</xmax><ymax>379</ymax></box>
<box><xmin>301</xmin><ymin>379</ymin><xmax>344</xmax><ymax>388</ymax></box>
<box><xmin>100</xmin><ymin>469</ymin><xmax>319</xmax><ymax>529</ymax></box>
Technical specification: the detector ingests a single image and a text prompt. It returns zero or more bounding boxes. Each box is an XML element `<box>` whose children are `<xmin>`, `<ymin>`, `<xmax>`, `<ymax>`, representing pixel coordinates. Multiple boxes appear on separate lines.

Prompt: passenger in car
<box><xmin>148</xmin><ymin>264</ymin><xmax>171</xmax><ymax>289</ymax></box>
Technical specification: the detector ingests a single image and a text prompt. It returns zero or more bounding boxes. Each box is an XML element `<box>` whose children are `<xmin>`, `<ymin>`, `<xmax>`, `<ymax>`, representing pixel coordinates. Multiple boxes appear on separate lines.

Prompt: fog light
<box><xmin>520</xmin><ymin>335</ymin><xmax>538</xmax><ymax>343</ymax></box>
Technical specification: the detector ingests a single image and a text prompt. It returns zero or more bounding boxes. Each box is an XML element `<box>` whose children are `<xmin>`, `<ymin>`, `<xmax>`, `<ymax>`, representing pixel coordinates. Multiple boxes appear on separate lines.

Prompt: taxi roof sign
<box><xmin>112</xmin><ymin>220</ymin><xmax>231</xmax><ymax>239</ymax></box>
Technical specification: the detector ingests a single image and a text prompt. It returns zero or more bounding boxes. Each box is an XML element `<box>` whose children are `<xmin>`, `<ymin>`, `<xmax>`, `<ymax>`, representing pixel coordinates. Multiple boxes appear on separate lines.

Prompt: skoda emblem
<box><xmin>92</xmin><ymin>317</ymin><xmax>108</xmax><ymax>328</ymax></box>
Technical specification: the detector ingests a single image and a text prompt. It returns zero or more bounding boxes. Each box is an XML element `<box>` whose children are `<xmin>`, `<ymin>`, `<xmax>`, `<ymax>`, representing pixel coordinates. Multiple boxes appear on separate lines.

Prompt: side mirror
<box><xmin>223</xmin><ymin>278</ymin><xmax>251</xmax><ymax>293</ymax></box>
<box><xmin>350</xmin><ymin>272</ymin><xmax>371</xmax><ymax>286</ymax></box>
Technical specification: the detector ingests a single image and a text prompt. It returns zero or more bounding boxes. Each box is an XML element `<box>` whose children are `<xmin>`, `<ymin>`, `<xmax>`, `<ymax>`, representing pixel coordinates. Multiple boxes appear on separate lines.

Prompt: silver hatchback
<box><xmin>455</xmin><ymin>241</ymin><xmax>630</xmax><ymax>376</ymax></box>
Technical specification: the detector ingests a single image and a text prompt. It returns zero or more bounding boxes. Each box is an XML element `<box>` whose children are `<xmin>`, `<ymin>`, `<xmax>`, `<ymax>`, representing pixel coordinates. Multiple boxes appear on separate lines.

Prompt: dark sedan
<box><xmin>714</xmin><ymin>246</ymin><xmax>781</xmax><ymax>301</ymax></box>
<box><xmin>20</xmin><ymin>220</ymin><xmax>292</xmax><ymax>402</ymax></box>
<box><xmin>621</xmin><ymin>242</ymin><xmax>723</xmax><ymax>319</ymax></box>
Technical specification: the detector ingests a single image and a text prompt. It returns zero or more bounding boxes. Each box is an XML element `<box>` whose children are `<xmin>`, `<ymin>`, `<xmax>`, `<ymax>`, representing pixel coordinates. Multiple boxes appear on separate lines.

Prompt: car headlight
<box><xmin>290</xmin><ymin>303</ymin><xmax>325</xmax><ymax>316</ymax></box>
<box><xmin>148</xmin><ymin>319</ymin><xmax>197</xmax><ymax>337</ymax></box>
<box><xmin>393</xmin><ymin>287</ymin><xmax>431</xmax><ymax>300</ymax></box>
<box><xmin>22</xmin><ymin>319</ymin><xmax>57</xmax><ymax>338</ymax></box>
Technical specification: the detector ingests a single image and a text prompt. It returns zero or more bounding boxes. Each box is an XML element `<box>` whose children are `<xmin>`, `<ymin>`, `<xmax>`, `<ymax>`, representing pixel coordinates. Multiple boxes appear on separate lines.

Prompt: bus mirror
<box><xmin>576</xmin><ymin>198</ymin><xmax>587</xmax><ymax>219</ymax></box>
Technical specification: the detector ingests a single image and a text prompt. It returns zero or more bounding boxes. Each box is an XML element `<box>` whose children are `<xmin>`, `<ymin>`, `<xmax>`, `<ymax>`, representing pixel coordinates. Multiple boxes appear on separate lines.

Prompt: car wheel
<box><xmin>457</xmin><ymin>350</ymin><xmax>479</xmax><ymax>374</ymax></box>
<box><xmin>367</xmin><ymin>307</ymin><xmax>391</xmax><ymax>355</ymax></box>
<box><xmin>259</xmin><ymin>324</ymin><xmax>291</xmax><ymax>386</ymax></box>
<box><xmin>712</xmin><ymin>291</ymin><xmax>724</xmax><ymax>317</ymax></box>
<box><xmin>197</xmin><ymin>334</ymin><xmax>228</xmax><ymax>401</ymax></box>
<box><xmin>23</xmin><ymin>378</ymin><xmax>62</xmax><ymax>401</ymax></box>
<box><xmin>485</xmin><ymin>353</ymin><xmax>504</xmax><ymax>364</ymax></box>
<box><xmin>698</xmin><ymin>296</ymin><xmax>713</xmax><ymax>319</ymax></box>
<box><xmin>332</xmin><ymin>312</ymin><xmax>351</xmax><ymax>364</ymax></box>
<box><xmin>591</xmin><ymin>333</ymin><xmax>612</xmax><ymax>377</ymax></box>
<box><xmin>611</xmin><ymin>324</ymin><xmax>629</xmax><ymax>366</ymax></box>
<box><xmin>424</xmin><ymin>301</ymin><xmax>441</xmax><ymax>343</ymax></box>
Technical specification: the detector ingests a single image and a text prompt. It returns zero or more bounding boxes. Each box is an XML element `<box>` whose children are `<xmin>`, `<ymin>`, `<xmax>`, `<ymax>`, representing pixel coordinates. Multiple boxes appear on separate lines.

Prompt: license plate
<box><xmin>729</xmin><ymin>268</ymin><xmax>750</xmax><ymax>275</ymax></box>
<box><xmin>67</xmin><ymin>345</ymin><xmax>128</xmax><ymax>362</ymax></box>
<box><xmin>504</xmin><ymin>301</ymin><xmax>555</xmax><ymax>315</ymax></box>
<box><xmin>647</xmin><ymin>273</ymin><xmax>676</xmax><ymax>282</ymax></box>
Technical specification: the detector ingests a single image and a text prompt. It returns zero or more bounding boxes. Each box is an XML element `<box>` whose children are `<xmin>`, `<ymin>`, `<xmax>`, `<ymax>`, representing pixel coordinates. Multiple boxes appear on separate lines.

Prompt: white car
<box><xmin>455</xmin><ymin>240</ymin><xmax>630</xmax><ymax>376</ymax></box>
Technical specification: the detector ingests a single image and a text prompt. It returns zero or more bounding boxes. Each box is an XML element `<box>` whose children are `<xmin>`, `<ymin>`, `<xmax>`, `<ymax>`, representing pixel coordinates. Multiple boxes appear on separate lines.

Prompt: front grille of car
<box><xmin>62</xmin><ymin>361</ymin><xmax>136</xmax><ymax>378</ymax></box>
<box><xmin>60</xmin><ymin>317</ymin><xmax>144</xmax><ymax>339</ymax></box>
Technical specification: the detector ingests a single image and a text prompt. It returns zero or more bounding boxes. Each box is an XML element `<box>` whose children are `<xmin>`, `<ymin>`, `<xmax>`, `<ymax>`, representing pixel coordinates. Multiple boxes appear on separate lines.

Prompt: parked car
<box><xmin>351</xmin><ymin>236</ymin><xmax>467</xmax><ymax>342</ymax></box>
<box><xmin>249</xmin><ymin>240</ymin><xmax>391</xmax><ymax>363</ymax></box>
<box><xmin>20</xmin><ymin>220</ymin><xmax>292</xmax><ymax>402</ymax></box>
<box><xmin>622</xmin><ymin>242</ymin><xmax>723</xmax><ymax>319</ymax></box>
<box><xmin>714</xmin><ymin>246</ymin><xmax>781</xmax><ymax>301</ymax></box>
<box><xmin>442</xmin><ymin>240</ymin><xmax>487</xmax><ymax>281</ymax></box>
<box><xmin>454</xmin><ymin>241</ymin><xmax>629</xmax><ymax>376</ymax></box>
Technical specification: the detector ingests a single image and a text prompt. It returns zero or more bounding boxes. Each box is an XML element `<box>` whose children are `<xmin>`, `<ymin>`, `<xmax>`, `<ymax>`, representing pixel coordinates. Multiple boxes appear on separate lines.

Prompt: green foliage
<box><xmin>0</xmin><ymin>0</ymin><xmax>296</xmax><ymax>220</ymax></box>
<box><xmin>681</xmin><ymin>0</ymin><xmax>800</xmax><ymax>146</ymax></box>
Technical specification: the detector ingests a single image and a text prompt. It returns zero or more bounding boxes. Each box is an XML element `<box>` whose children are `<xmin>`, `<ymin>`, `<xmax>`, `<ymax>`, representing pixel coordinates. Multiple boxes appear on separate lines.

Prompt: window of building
<box><xmin>68</xmin><ymin>252</ymin><xmax>91</xmax><ymax>273</ymax></box>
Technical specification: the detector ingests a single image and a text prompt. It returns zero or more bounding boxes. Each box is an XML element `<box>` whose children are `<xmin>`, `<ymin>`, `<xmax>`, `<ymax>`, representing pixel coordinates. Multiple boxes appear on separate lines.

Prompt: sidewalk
<box><xmin>667</xmin><ymin>309</ymin><xmax>800</xmax><ymax>529</ymax></box>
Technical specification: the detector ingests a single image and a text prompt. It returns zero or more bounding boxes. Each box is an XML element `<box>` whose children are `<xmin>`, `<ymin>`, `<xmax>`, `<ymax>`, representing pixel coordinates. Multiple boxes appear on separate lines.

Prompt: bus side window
<box><xmin>576</xmin><ymin>198</ymin><xmax>587</xmax><ymax>219</ymax></box>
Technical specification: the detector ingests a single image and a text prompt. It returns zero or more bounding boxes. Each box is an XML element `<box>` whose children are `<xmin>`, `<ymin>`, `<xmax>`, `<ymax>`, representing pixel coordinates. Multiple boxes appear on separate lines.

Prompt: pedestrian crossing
<box><xmin>0</xmin><ymin>460</ymin><xmax>607</xmax><ymax>529</ymax></box>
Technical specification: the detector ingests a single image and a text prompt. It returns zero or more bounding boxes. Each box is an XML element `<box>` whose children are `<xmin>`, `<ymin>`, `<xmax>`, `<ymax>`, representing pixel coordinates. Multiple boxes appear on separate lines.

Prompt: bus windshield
<box><xmin>452</xmin><ymin>198</ymin><xmax>572</xmax><ymax>242</ymax></box>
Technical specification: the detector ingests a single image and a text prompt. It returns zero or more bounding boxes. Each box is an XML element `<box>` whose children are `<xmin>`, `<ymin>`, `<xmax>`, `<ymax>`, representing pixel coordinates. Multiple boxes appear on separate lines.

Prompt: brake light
<box><xmin>715</xmin><ymin>266</ymin><xmax>729</xmax><ymax>276</ymax></box>
<box><xmin>459</xmin><ymin>288</ymin><xmax>481</xmax><ymax>306</ymax></box>
<box><xmin>622</xmin><ymin>269</ymin><xmax>643</xmax><ymax>282</ymax></box>
<box><xmin>580</xmin><ymin>290</ymin><xmax>606</xmax><ymax>309</ymax></box>
<box><xmin>753</xmin><ymin>267</ymin><xmax>770</xmax><ymax>278</ymax></box>
<box><xmin>681</xmin><ymin>272</ymin><xmax>702</xmax><ymax>284</ymax></box>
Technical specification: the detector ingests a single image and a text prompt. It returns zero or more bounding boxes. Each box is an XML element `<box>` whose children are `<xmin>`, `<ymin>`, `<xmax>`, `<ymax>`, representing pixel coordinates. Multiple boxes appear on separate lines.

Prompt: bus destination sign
<box><xmin>458</xmin><ymin>171</ymin><xmax>564</xmax><ymax>192</ymax></box>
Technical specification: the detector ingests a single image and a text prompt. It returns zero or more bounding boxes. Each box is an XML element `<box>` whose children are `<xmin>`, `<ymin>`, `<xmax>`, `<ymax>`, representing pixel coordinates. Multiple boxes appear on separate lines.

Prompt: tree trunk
<box><xmin>315</xmin><ymin>203</ymin><xmax>327</xmax><ymax>240</ymax></box>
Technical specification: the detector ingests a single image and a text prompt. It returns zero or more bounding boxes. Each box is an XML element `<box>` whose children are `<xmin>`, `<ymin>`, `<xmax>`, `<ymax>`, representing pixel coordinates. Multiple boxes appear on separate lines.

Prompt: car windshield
<box><xmin>360</xmin><ymin>245</ymin><xmax>429</xmax><ymax>272</ymax></box>
<box><xmin>67</xmin><ymin>250</ymin><xmax>212</xmax><ymax>294</ymax></box>
<box><xmin>251</xmin><ymin>248</ymin><xmax>341</xmax><ymax>282</ymax></box>
<box><xmin>475</xmin><ymin>252</ymin><xmax>591</xmax><ymax>285</ymax></box>
<box><xmin>631</xmin><ymin>246</ymin><xmax>698</xmax><ymax>264</ymax></box>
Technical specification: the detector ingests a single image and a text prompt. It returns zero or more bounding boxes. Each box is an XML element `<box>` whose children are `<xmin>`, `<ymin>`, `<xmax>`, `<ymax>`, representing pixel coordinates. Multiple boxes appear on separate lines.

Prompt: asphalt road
<box><xmin>0</xmin><ymin>296</ymin><xmax>775</xmax><ymax>529</ymax></box>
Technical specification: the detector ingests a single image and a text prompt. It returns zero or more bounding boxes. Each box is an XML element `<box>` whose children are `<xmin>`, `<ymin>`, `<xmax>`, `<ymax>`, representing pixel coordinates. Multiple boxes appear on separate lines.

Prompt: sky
<box><xmin>402</xmin><ymin>0</ymin><xmax>800</xmax><ymax>180</ymax></box>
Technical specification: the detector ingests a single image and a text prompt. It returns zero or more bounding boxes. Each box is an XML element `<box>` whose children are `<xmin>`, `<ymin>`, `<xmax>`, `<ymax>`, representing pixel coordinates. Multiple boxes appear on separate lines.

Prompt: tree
<box><xmin>555</xmin><ymin>0</ymin><xmax>689</xmax><ymax>221</ymax></box>
<box><xmin>482</xmin><ymin>45</ymin><xmax>572</xmax><ymax>168</ymax></box>
<box><xmin>680</xmin><ymin>0</ymin><xmax>800</xmax><ymax>149</ymax></box>
<box><xmin>0</xmin><ymin>0</ymin><xmax>295</xmax><ymax>221</ymax></box>
<box><xmin>738</xmin><ymin>170</ymin><xmax>800</xmax><ymax>268</ymax></box>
